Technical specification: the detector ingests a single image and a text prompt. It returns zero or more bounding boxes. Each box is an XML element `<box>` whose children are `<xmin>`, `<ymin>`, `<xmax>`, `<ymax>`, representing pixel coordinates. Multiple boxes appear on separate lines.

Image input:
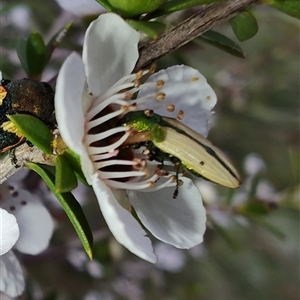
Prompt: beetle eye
<box><xmin>1</xmin><ymin>78</ymin><xmax>11</xmax><ymax>86</ymax></box>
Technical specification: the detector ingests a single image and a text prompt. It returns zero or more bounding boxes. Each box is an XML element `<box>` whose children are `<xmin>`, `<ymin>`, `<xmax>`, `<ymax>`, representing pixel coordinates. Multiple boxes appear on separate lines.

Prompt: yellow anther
<box><xmin>134</xmin><ymin>79</ymin><xmax>141</xmax><ymax>88</ymax></box>
<box><xmin>136</xmin><ymin>70</ymin><xmax>144</xmax><ymax>79</ymax></box>
<box><xmin>149</xmin><ymin>64</ymin><xmax>156</xmax><ymax>74</ymax></box>
<box><xmin>177</xmin><ymin>110</ymin><xmax>184</xmax><ymax>120</ymax></box>
<box><xmin>124</xmin><ymin>91</ymin><xmax>133</xmax><ymax>100</ymax></box>
<box><xmin>166</xmin><ymin>104</ymin><xmax>175</xmax><ymax>112</ymax></box>
<box><xmin>144</xmin><ymin>109</ymin><xmax>153</xmax><ymax>117</ymax></box>
<box><xmin>156</xmin><ymin>92</ymin><xmax>166</xmax><ymax>101</ymax></box>
<box><xmin>156</xmin><ymin>80</ymin><xmax>165</xmax><ymax>88</ymax></box>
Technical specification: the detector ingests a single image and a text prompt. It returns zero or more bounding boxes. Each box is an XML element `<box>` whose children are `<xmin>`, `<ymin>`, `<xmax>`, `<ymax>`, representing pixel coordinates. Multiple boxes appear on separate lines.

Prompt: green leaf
<box><xmin>127</xmin><ymin>19</ymin><xmax>166</xmax><ymax>39</ymax></box>
<box><xmin>230</xmin><ymin>11</ymin><xmax>259</xmax><ymax>42</ymax></box>
<box><xmin>144</xmin><ymin>0</ymin><xmax>230</xmax><ymax>20</ymax></box>
<box><xmin>63</xmin><ymin>149</ymin><xmax>89</xmax><ymax>186</ymax></box>
<box><xmin>108</xmin><ymin>0</ymin><xmax>167</xmax><ymax>17</ymax></box>
<box><xmin>246</xmin><ymin>214</ymin><xmax>286</xmax><ymax>240</ymax></box>
<box><xmin>267</xmin><ymin>0</ymin><xmax>300</xmax><ymax>19</ymax></box>
<box><xmin>26</xmin><ymin>162</ymin><xmax>94</xmax><ymax>259</ymax></box>
<box><xmin>16</xmin><ymin>38</ymin><xmax>29</xmax><ymax>75</ymax></box>
<box><xmin>26</xmin><ymin>32</ymin><xmax>47</xmax><ymax>78</ymax></box>
<box><xmin>197</xmin><ymin>30</ymin><xmax>245</xmax><ymax>58</ymax></box>
<box><xmin>46</xmin><ymin>22</ymin><xmax>73</xmax><ymax>64</ymax></box>
<box><xmin>8</xmin><ymin>114</ymin><xmax>52</xmax><ymax>154</ymax></box>
<box><xmin>242</xmin><ymin>200</ymin><xmax>270</xmax><ymax>215</ymax></box>
<box><xmin>209</xmin><ymin>216</ymin><xmax>240</xmax><ymax>250</ymax></box>
<box><xmin>94</xmin><ymin>0</ymin><xmax>115</xmax><ymax>11</ymax></box>
<box><xmin>55</xmin><ymin>155</ymin><xmax>78</xmax><ymax>193</ymax></box>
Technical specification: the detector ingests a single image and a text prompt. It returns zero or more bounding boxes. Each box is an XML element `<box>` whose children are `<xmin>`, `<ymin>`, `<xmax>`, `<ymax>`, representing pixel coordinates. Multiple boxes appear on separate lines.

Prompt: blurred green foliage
<box><xmin>1</xmin><ymin>1</ymin><xmax>299</xmax><ymax>300</ymax></box>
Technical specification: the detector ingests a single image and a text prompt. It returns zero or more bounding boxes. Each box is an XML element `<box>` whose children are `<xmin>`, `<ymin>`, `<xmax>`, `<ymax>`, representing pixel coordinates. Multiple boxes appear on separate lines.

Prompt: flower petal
<box><xmin>2</xmin><ymin>190</ymin><xmax>54</xmax><ymax>255</ymax></box>
<box><xmin>55</xmin><ymin>0</ymin><xmax>105</xmax><ymax>17</ymax></box>
<box><xmin>128</xmin><ymin>178</ymin><xmax>206</xmax><ymax>248</ymax></box>
<box><xmin>55</xmin><ymin>52</ymin><xmax>87</xmax><ymax>155</ymax></box>
<box><xmin>138</xmin><ymin>65</ymin><xmax>217</xmax><ymax>137</ymax></box>
<box><xmin>0</xmin><ymin>251</ymin><xmax>24</xmax><ymax>297</ymax></box>
<box><xmin>0</xmin><ymin>209</ymin><xmax>19</xmax><ymax>255</ymax></box>
<box><xmin>83</xmin><ymin>13</ymin><xmax>139</xmax><ymax>96</ymax></box>
<box><xmin>91</xmin><ymin>175</ymin><xmax>156</xmax><ymax>263</ymax></box>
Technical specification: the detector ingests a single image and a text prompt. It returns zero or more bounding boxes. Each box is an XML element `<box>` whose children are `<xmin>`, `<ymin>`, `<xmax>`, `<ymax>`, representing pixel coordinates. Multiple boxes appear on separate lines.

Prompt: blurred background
<box><xmin>1</xmin><ymin>1</ymin><xmax>299</xmax><ymax>299</ymax></box>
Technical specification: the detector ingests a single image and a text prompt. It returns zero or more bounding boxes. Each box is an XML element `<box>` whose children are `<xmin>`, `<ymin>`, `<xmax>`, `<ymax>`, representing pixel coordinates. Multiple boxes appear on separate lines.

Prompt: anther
<box><xmin>156</xmin><ymin>92</ymin><xmax>166</xmax><ymax>101</ymax></box>
<box><xmin>170</xmin><ymin>175</ymin><xmax>177</xmax><ymax>182</ymax></box>
<box><xmin>142</xmin><ymin>149</ymin><xmax>150</xmax><ymax>156</ymax></box>
<box><xmin>206</xmin><ymin>95</ymin><xmax>211</xmax><ymax>100</ymax></box>
<box><xmin>9</xmin><ymin>206</ymin><xmax>16</xmax><ymax>211</ymax></box>
<box><xmin>12</xmin><ymin>191</ymin><xmax>19</xmax><ymax>198</ymax></box>
<box><xmin>147</xmin><ymin>181</ymin><xmax>155</xmax><ymax>187</ymax></box>
<box><xmin>191</xmin><ymin>77</ymin><xmax>199</xmax><ymax>81</ymax></box>
<box><xmin>155</xmin><ymin>168</ymin><xmax>169</xmax><ymax>176</ymax></box>
<box><xmin>136</xmin><ymin>70</ymin><xmax>144</xmax><ymax>79</ymax></box>
<box><xmin>134</xmin><ymin>79</ymin><xmax>141</xmax><ymax>88</ymax></box>
<box><xmin>124</xmin><ymin>91</ymin><xmax>133</xmax><ymax>100</ymax></box>
<box><xmin>156</xmin><ymin>80</ymin><xmax>165</xmax><ymax>88</ymax></box>
<box><xmin>166</xmin><ymin>104</ymin><xmax>175</xmax><ymax>112</ymax></box>
<box><xmin>133</xmin><ymin>158</ymin><xmax>147</xmax><ymax>170</ymax></box>
<box><xmin>177</xmin><ymin>110</ymin><xmax>184</xmax><ymax>120</ymax></box>
<box><xmin>149</xmin><ymin>64</ymin><xmax>156</xmax><ymax>74</ymax></box>
<box><xmin>144</xmin><ymin>109</ymin><xmax>153</xmax><ymax>117</ymax></box>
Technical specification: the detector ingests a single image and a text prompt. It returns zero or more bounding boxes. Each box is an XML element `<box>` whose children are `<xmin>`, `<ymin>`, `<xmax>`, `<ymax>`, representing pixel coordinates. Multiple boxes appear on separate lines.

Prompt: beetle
<box><xmin>118</xmin><ymin>110</ymin><xmax>241</xmax><ymax>189</ymax></box>
<box><xmin>0</xmin><ymin>77</ymin><xmax>54</xmax><ymax>154</ymax></box>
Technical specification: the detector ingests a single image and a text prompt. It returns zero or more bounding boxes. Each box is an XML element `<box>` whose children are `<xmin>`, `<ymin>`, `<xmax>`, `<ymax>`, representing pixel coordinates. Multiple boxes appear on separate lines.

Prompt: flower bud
<box><xmin>108</xmin><ymin>0</ymin><xmax>167</xmax><ymax>17</ymax></box>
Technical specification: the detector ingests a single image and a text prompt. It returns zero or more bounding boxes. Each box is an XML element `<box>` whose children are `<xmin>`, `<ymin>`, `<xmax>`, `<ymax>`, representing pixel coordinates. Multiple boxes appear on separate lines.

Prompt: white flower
<box><xmin>55</xmin><ymin>0</ymin><xmax>105</xmax><ymax>17</ymax></box>
<box><xmin>0</xmin><ymin>181</ymin><xmax>54</xmax><ymax>297</ymax></box>
<box><xmin>55</xmin><ymin>13</ymin><xmax>217</xmax><ymax>263</ymax></box>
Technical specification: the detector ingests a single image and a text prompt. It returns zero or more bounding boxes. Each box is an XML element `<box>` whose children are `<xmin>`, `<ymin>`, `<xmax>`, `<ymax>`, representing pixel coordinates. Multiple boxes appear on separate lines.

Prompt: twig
<box><xmin>135</xmin><ymin>0</ymin><xmax>259</xmax><ymax>71</ymax></box>
<box><xmin>0</xmin><ymin>0</ymin><xmax>259</xmax><ymax>183</ymax></box>
<box><xmin>0</xmin><ymin>144</ymin><xmax>53</xmax><ymax>184</ymax></box>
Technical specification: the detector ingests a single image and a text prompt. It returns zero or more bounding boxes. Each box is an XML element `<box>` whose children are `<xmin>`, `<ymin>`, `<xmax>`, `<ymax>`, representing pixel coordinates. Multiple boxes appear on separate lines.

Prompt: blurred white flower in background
<box><xmin>55</xmin><ymin>0</ymin><xmax>105</xmax><ymax>17</ymax></box>
<box><xmin>0</xmin><ymin>178</ymin><xmax>54</xmax><ymax>298</ymax></box>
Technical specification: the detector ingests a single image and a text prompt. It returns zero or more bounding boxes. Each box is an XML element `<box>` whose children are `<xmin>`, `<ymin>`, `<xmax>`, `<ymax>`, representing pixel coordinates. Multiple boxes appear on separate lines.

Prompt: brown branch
<box><xmin>134</xmin><ymin>0</ymin><xmax>259</xmax><ymax>71</ymax></box>
<box><xmin>0</xmin><ymin>144</ymin><xmax>53</xmax><ymax>184</ymax></box>
<box><xmin>1</xmin><ymin>0</ymin><xmax>259</xmax><ymax>183</ymax></box>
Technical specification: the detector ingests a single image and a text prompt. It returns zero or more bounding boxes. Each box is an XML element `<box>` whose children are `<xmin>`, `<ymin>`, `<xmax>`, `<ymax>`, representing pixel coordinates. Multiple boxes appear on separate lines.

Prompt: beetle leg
<box><xmin>9</xmin><ymin>148</ymin><xmax>20</xmax><ymax>168</ymax></box>
<box><xmin>173</xmin><ymin>163</ymin><xmax>181</xmax><ymax>199</ymax></box>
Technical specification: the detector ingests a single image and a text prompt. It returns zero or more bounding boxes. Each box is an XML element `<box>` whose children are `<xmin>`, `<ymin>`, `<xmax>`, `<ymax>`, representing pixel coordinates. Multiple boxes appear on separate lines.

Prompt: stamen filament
<box><xmin>99</xmin><ymin>170</ymin><xmax>146</xmax><ymax>179</ymax></box>
<box><xmin>88</xmin><ymin>131</ymin><xmax>131</xmax><ymax>154</ymax></box>
<box><xmin>95</xmin><ymin>159</ymin><xmax>140</xmax><ymax>168</ymax></box>
<box><xmin>86</xmin><ymin>108</ymin><xmax>125</xmax><ymax>130</ymax></box>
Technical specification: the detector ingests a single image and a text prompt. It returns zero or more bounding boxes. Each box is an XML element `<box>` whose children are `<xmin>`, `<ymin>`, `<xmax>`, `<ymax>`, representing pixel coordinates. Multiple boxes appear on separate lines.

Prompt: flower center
<box><xmin>83</xmin><ymin>69</ymin><xmax>180</xmax><ymax>192</ymax></box>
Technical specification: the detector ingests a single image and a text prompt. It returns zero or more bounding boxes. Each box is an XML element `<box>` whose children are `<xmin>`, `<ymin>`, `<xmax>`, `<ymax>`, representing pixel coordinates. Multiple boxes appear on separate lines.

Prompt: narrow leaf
<box><xmin>26</xmin><ymin>162</ymin><xmax>93</xmax><ymax>259</ymax></box>
<box><xmin>144</xmin><ymin>0</ymin><xmax>230</xmax><ymax>20</ymax></box>
<box><xmin>63</xmin><ymin>149</ymin><xmax>89</xmax><ymax>186</ymax></box>
<box><xmin>268</xmin><ymin>0</ymin><xmax>300</xmax><ymax>19</ymax></box>
<box><xmin>127</xmin><ymin>20</ymin><xmax>166</xmax><ymax>39</ymax></box>
<box><xmin>94</xmin><ymin>0</ymin><xmax>115</xmax><ymax>11</ymax></box>
<box><xmin>230</xmin><ymin>11</ymin><xmax>259</xmax><ymax>42</ymax></box>
<box><xmin>8</xmin><ymin>114</ymin><xmax>52</xmax><ymax>154</ymax></box>
<box><xmin>26</xmin><ymin>32</ymin><xmax>47</xmax><ymax>78</ymax></box>
<box><xmin>197</xmin><ymin>30</ymin><xmax>245</xmax><ymax>58</ymax></box>
<box><xmin>209</xmin><ymin>216</ymin><xmax>240</xmax><ymax>250</ymax></box>
<box><xmin>46</xmin><ymin>22</ymin><xmax>73</xmax><ymax>64</ymax></box>
<box><xmin>246</xmin><ymin>214</ymin><xmax>286</xmax><ymax>240</ymax></box>
<box><xmin>16</xmin><ymin>38</ymin><xmax>29</xmax><ymax>75</ymax></box>
<box><xmin>55</xmin><ymin>155</ymin><xmax>78</xmax><ymax>193</ymax></box>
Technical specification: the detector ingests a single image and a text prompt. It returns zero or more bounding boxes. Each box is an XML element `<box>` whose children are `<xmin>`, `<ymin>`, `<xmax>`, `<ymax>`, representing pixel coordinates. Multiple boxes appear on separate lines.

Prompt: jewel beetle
<box><xmin>118</xmin><ymin>110</ymin><xmax>241</xmax><ymax>189</ymax></box>
<box><xmin>0</xmin><ymin>77</ymin><xmax>54</xmax><ymax>154</ymax></box>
